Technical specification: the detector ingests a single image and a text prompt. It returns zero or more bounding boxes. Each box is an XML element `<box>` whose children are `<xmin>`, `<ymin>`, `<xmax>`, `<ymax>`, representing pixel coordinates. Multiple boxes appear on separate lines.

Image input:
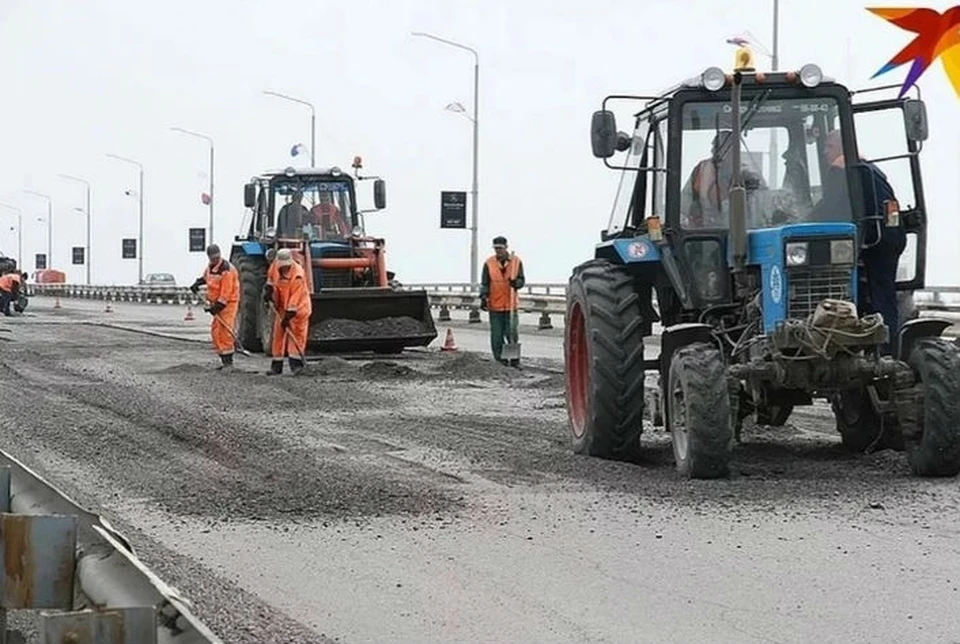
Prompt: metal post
<box><xmin>411</xmin><ymin>31</ymin><xmax>481</xmax><ymax>287</ymax></box>
<box><xmin>262</xmin><ymin>91</ymin><xmax>316</xmax><ymax>167</ymax></box>
<box><xmin>24</xmin><ymin>190</ymin><xmax>52</xmax><ymax>269</ymax></box>
<box><xmin>0</xmin><ymin>204</ymin><xmax>20</xmax><ymax>268</ymax></box>
<box><xmin>768</xmin><ymin>0</ymin><xmax>780</xmax><ymax>188</ymax></box>
<box><xmin>138</xmin><ymin>167</ymin><xmax>144</xmax><ymax>284</ymax></box>
<box><xmin>170</xmin><ymin>127</ymin><xmax>215</xmax><ymax>245</ymax></box>
<box><xmin>57</xmin><ymin>174</ymin><xmax>93</xmax><ymax>284</ymax></box>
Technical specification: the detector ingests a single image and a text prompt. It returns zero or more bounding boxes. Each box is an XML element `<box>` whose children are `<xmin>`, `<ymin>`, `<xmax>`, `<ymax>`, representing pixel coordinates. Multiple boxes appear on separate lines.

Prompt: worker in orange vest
<box><xmin>189</xmin><ymin>244</ymin><xmax>241</xmax><ymax>370</ymax></box>
<box><xmin>265</xmin><ymin>248</ymin><xmax>313</xmax><ymax>375</ymax></box>
<box><xmin>479</xmin><ymin>236</ymin><xmax>525</xmax><ymax>366</ymax></box>
<box><xmin>0</xmin><ymin>272</ymin><xmax>26</xmax><ymax>316</ymax></box>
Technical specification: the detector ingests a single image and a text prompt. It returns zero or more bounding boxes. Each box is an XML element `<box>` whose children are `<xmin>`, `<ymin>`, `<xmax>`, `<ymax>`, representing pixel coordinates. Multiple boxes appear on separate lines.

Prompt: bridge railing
<box><xmin>25</xmin><ymin>282</ymin><xmax>960</xmax><ymax>331</ymax></box>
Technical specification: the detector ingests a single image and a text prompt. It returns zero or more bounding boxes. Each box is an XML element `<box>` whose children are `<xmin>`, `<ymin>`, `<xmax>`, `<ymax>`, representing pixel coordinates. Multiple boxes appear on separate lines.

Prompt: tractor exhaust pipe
<box><xmin>728</xmin><ymin>71</ymin><xmax>748</xmax><ymax>272</ymax></box>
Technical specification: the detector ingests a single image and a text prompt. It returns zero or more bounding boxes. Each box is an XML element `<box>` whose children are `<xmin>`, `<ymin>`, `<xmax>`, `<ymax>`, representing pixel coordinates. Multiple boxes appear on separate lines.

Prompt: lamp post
<box><xmin>0</xmin><ymin>203</ymin><xmax>21</xmax><ymax>268</ymax></box>
<box><xmin>769</xmin><ymin>0</ymin><xmax>780</xmax><ymax>188</ymax></box>
<box><xmin>262</xmin><ymin>91</ymin><xmax>315</xmax><ymax>167</ymax></box>
<box><xmin>23</xmin><ymin>190</ymin><xmax>52</xmax><ymax>270</ymax></box>
<box><xmin>412</xmin><ymin>31</ymin><xmax>480</xmax><ymax>288</ymax></box>
<box><xmin>170</xmin><ymin>127</ymin><xmax>215</xmax><ymax>245</ymax></box>
<box><xmin>57</xmin><ymin>174</ymin><xmax>92</xmax><ymax>284</ymax></box>
<box><xmin>106</xmin><ymin>153</ymin><xmax>144</xmax><ymax>284</ymax></box>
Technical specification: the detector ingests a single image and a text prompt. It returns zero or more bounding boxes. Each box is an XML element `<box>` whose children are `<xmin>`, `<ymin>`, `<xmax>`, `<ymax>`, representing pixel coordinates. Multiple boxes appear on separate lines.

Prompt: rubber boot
<box><xmin>289</xmin><ymin>357</ymin><xmax>305</xmax><ymax>376</ymax></box>
<box><xmin>265</xmin><ymin>360</ymin><xmax>283</xmax><ymax>376</ymax></box>
<box><xmin>508</xmin><ymin>358</ymin><xmax>521</xmax><ymax>369</ymax></box>
<box><xmin>217</xmin><ymin>353</ymin><xmax>234</xmax><ymax>371</ymax></box>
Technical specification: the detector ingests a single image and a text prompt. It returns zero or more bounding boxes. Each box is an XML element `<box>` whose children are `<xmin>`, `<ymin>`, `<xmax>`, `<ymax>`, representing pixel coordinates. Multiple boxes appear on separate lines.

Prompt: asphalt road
<box><xmin>1</xmin><ymin>300</ymin><xmax>959</xmax><ymax>643</ymax></box>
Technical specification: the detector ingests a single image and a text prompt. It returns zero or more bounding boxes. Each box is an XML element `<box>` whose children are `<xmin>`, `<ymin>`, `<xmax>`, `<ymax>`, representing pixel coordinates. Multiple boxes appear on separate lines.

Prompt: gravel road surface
<box><xmin>1</xmin><ymin>301</ymin><xmax>959</xmax><ymax>643</ymax></box>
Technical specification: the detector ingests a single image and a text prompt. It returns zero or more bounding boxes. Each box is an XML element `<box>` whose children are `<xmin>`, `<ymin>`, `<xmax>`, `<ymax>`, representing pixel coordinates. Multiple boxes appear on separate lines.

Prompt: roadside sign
<box><xmin>122</xmin><ymin>239</ymin><xmax>137</xmax><ymax>259</ymax></box>
<box><xmin>440</xmin><ymin>191</ymin><xmax>467</xmax><ymax>229</ymax></box>
<box><xmin>189</xmin><ymin>228</ymin><xmax>206</xmax><ymax>252</ymax></box>
<box><xmin>35</xmin><ymin>253</ymin><xmax>46</xmax><ymax>270</ymax></box>
<box><xmin>72</xmin><ymin>247</ymin><xmax>85</xmax><ymax>265</ymax></box>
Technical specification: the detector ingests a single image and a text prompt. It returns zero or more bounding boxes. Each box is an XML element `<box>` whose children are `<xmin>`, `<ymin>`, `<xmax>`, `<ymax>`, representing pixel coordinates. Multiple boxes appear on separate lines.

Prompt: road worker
<box><xmin>816</xmin><ymin>129</ymin><xmax>906</xmax><ymax>354</ymax></box>
<box><xmin>189</xmin><ymin>244</ymin><xmax>241</xmax><ymax>370</ymax></box>
<box><xmin>264</xmin><ymin>247</ymin><xmax>312</xmax><ymax>375</ymax></box>
<box><xmin>479</xmin><ymin>236</ymin><xmax>525</xmax><ymax>367</ymax></box>
<box><xmin>0</xmin><ymin>271</ymin><xmax>25</xmax><ymax>317</ymax></box>
<box><xmin>683</xmin><ymin>130</ymin><xmax>766</xmax><ymax>228</ymax></box>
<box><xmin>309</xmin><ymin>191</ymin><xmax>349</xmax><ymax>239</ymax></box>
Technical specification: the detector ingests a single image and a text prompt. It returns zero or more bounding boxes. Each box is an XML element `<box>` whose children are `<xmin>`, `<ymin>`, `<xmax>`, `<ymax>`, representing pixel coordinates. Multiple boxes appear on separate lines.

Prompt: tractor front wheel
<box><xmin>905</xmin><ymin>338</ymin><xmax>960</xmax><ymax>476</ymax></box>
<box><xmin>667</xmin><ymin>342</ymin><xmax>734</xmax><ymax>479</ymax></box>
<box><xmin>831</xmin><ymin>387</ymin><xmax>902</xmax><ymax>452</ymax></box>
<box><xmin>564</xmin><ymin>260</ymin><xmax>646</xmax><ymax>460</ymax></box>
<box><xmin>235</xmin><ymin>253</ymin><xmax>268</xmax><ymax>353</ymax></box>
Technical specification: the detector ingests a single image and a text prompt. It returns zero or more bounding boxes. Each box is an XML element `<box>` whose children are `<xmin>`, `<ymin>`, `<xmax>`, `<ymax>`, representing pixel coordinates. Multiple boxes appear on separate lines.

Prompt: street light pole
<box><xmin>24</xmin><ymin>190</ymin><xmax>52</xmax><ymax>269</ymax></box>
<box><xmin>412</xmin><ymin>31</ymin><xmax>481</xmax><ymax>288</ymax></box>
<box><xmin>57</xmin><ymin>174</ymin><xmax>92</xmax><ymax>285</ymax></box>
<box><xmin>769</xmin><ymin>0</ymin><xmax>780</xmax><ymax>187</ymax></box>
<box><xmin>170</xmin><ymin>127</ymin><xmax>215</xmax><ymax>245</ymax></box>
<box><xmin>0</xmin><ymin>203</ymin><xmax>21</xmax><ymax>268</ymax></box>
<box><xmin>262</xmin><ymin>91</ymin><xmax>316</xmax><ymax>167</ymax></box>
<box><xmin>106</xmin><ymin>153</ymin><xmax>145</xmax><ymax>284</ymax></box>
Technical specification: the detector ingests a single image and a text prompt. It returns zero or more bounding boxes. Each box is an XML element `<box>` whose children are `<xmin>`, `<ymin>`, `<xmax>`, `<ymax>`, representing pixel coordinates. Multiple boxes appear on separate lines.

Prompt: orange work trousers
<box><xmin>271</xmin><ymin>312</ymin><xmax>310</xmax><ymax>358</ymax></box>
<box><xmin>210</xmin><ymin>303</ymin><xmax>238</xmax><ymax>355</ymax></box>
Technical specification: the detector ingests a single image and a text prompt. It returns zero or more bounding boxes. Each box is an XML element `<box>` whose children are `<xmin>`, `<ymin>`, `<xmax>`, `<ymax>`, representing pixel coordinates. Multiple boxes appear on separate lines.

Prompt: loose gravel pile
<box><xmin>312</xmin><ymin>316</ymin><xmax>430</xmax><ymax>340</ymax></box>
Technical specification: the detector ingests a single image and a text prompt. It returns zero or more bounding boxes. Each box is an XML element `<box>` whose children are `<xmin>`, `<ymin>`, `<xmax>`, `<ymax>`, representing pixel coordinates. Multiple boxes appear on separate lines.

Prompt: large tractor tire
<box><xmin>756</xmin><ymin>402</ymin><xmax>793</xmax><ymax>427</ymax></box>
<box><xmin>667</xmin><ymin>342</ymin><xmax>734</xmax><ymax>479</ymax></box>
<box><xmin>831</xmin><ymin>387</ymin><xmax>902</xmax><ymax>452</ymax></box>
<box><xmin>235</xmin><ymin>253</ymin><xmax>268</xmax><ymax>354</ymax></box>
<box><xmin>564</xmin><ymin>259</ymin><xmax>646</xmax><ymax>460</ymax></box>
<box><xmin>905</xmin><ymin>338</ymin><xmax>960</xmax><ymax>477</ymax></box>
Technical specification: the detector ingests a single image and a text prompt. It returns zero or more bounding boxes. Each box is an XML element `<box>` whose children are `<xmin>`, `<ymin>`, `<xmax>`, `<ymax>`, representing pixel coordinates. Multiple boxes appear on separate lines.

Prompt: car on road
<box><xmin>141</xmin><ymin>273</ymin><xmax>177</xmax><ymax>287</ymax></box>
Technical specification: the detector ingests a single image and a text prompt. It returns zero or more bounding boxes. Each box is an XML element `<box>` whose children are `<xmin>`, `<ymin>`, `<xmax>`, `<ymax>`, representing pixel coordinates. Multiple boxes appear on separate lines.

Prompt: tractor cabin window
<box><xmin>679</xmin><ymin>97</ymin><xmax>854</xmax><ymax>231</ymax></box>
<box><xmin>273</xmin><ymin>180</ymin><xmax>354</xmax><ymax>242</ymax></box>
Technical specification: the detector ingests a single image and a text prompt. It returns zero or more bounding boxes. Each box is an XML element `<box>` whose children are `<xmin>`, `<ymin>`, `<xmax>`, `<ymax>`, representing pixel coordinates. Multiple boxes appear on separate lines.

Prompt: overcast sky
<box><xmin>0</xmin><ymin>0</ymin><xmax>957</xmax><ymax>287</ymax></box>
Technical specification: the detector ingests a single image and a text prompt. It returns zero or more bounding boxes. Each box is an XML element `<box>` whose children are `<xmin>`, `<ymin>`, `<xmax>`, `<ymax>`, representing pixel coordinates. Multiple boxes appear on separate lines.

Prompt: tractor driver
<box><xmin>683</xmin><ymin>130</ymin><xmax>766</xmax><ymax>229</ymax></box>
<box><xmin>277</xmin><ymin>192</ymin><xmax>312</xmax><ymax>239</ymax></box>
<box><xmin>309</xmin><ymin>191</ymin><xmax>349</xmax><ymax>240</ymax></box>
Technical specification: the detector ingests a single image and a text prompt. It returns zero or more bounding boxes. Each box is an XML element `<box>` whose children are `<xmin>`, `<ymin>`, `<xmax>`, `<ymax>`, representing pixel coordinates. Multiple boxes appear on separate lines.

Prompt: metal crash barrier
<box><xmin>25</xmin><ymin>282</ymin><xmax>960</xmax><ymax>333</ymax></box>
<box><xmin>0</xmin><ymin>452</ymin><xmax>222</xmax><ymax>644</ymax></box>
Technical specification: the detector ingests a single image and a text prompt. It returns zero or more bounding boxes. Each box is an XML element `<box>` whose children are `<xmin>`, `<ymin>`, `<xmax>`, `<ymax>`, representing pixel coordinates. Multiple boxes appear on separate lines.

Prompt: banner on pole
<box><xmin>72</xmin><ymin>247</ymin><xmax>85</xmax><ymax>265</ymax></box>
<box><xmin>35</xmin><ymin>253</ymin><xmax>46</xmax><ymax>270</ymax></box>
<box><xmin>440</xmin><ymin>191</ymin><xmax>467</xmax><ymax>229</ymax></box>
<box><xmin>189</xmin><ymin>228</ymin><xmax>206</xmax><ymax>252</ymax></box>
<box><xmin>122</xmin><ymin>238</ymin><xmax>137</xmax><ymax>259</ymax></box>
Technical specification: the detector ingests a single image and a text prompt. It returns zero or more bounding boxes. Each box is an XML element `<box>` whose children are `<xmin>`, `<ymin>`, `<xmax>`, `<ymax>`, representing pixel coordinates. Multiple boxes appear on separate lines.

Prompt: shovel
<box><xmin>501</xmin><ymin>252</ymin><xmax>522</xmax><ymax>363</ymax></box>
<box><xmin>269</xmin><ymin>302</ymin><xmax>308</xmax><ymax>364</ymax></box>
<box><xmin>211</xmin><ymin>311</ymin><xmax>252</xmax><ymax>357</ymax></box>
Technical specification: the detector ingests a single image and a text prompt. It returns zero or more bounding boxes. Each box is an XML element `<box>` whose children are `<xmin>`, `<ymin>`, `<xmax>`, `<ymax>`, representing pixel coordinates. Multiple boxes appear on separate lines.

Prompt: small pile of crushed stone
<box><xmin>305</xmin><ymin>356</ymin><xmax>358</xmax><ymax>377</ymax></box>
<box><xmin>154</xmin><ymin>364</ymin><xmax>210</xmax><ymax>375</ymax></box>
<box><xmin>433</xmin><ymin>352</ymin><xmax>519</xmax><ymax>380</ymax></box>
<box><xmin>312</xmin><ymin>316</ymin><xmax>429</xmax><ymax>340</ymax></box>
<box><xmin>359</xmin><ymin>361</ymin><xmax>414</xmax><ymax>378</ymax></box>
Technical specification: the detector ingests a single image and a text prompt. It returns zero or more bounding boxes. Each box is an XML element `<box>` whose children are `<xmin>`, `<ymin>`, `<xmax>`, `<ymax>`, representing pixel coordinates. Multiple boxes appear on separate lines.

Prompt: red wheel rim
<box><xmin>567</xmin><ymin>301</ymin><xmax>589</xmax><ymax>438</ymax></box>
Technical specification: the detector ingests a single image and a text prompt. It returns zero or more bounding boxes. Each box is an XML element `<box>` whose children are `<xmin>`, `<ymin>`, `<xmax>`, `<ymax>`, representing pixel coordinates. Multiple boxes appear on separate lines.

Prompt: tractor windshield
<box><xmin>272</xmin><ymin>179</ymin><xmax>354</xmax><ymax>241</ymax></box>
<box><xmin>679</xmin><ymin>96</ymin><xmax>853</xmax><ymax>231</ymax></box>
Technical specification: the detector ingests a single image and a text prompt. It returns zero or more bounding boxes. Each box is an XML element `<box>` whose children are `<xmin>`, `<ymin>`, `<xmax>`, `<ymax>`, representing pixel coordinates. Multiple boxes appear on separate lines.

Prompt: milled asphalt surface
<box><xmin>1</xmin><ymin>298</ymin><xmax>959</xmax><ymax>643</ymax></box>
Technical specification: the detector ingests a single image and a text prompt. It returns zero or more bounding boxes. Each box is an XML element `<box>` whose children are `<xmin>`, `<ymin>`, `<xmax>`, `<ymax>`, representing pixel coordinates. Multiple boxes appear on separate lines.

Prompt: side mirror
<box><xmin>902</xmin><ymin>99</ymin><xmax>928</xmax><ymax>142</ymax></box>
<box><xmin>374</xmin><ymin>179</ymin><xmax>386</xmax><ymax>210</ymax></box>
<box><xmin>591</xmin><ymin>110</ymin><xmax>618</xmax><ymax>158</ymax></box>
<box><xmin>243</xmin><ymin>183</ymin><xmax>256</xmax><ymax>208</ymax></box>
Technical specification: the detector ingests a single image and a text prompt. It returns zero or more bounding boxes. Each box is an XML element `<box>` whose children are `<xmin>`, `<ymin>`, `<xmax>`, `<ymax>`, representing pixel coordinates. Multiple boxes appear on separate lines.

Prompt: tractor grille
<box><xmin>787</xmin><ymin>266</ymin><xmax>853</xmax><ymax>320</ymax></box>
<box><xmin>314</xmin><ymin>246</ymin><xmax>353</xmax><ymax>289</ymax></box>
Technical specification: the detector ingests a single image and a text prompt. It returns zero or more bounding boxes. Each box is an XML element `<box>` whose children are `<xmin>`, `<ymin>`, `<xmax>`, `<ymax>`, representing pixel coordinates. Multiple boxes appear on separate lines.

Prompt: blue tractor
<box><xmin>566</xmin><ymin>51</ymin><xmax>960</xmax><ymax>478</ymax></box>
<box><xmin>230</xmin><ymin>160</ymin><xmax>437</xmax><ymax>355</ymax></box>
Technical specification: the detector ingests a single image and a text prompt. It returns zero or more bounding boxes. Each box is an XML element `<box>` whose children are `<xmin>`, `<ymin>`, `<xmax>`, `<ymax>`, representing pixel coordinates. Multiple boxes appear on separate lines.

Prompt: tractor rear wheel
<box><xmin>831</xmin><ymin>387</ymin><xmax>902</xmax><ymax>452</ymax></box>
<box><xmin>667</xmin><ymin>342</ymin><xmax>733</xmax><ymax>479</ymax></box>
<box><xmin>235</xmin><ymin>253</ymin><xmax>267</xmax><ymax>353</ymax></box>
<box><xmin>905</xmin><ymin>338</ymin><xmax>960</xmax><ymax>476</ymax></box>
<box><xmin>564</xmin><ymin>259</ymin><xmax>646</xmax><ymax>460</ymax></box>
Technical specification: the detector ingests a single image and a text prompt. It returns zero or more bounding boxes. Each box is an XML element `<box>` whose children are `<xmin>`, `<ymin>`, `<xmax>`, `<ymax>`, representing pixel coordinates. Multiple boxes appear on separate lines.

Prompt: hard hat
<box><xmin>276</xmin><ymin>248</ymin><xmax>294</xmax><ymax>267</ymax></box>
<box><xmin>206</xmin><ymin>244</ymin><xmax>221</xmax><ymax>256</ymax></box>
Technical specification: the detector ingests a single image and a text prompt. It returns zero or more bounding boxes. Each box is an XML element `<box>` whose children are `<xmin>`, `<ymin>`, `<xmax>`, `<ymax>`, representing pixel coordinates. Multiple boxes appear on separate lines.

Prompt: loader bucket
<box><xmin>306</xmin><ymin>288</ymin><xmax>438</xmax><ymax>353</ymax></box>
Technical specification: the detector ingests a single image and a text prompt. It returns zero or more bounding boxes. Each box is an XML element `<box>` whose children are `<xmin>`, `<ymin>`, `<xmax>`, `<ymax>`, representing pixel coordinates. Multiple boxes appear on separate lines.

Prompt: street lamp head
<box><xmin>444</xmin><ymin>102</ymin><xmax>467</xmax><ymax>114</ymax></box>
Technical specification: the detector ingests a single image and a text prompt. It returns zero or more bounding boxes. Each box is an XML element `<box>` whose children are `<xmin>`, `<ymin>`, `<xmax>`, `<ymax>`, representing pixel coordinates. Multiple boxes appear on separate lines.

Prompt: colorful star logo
<box><xmin>869</xmin><ymin>6</ymin><xmax>960</xmax><ymax>98</ymax></box>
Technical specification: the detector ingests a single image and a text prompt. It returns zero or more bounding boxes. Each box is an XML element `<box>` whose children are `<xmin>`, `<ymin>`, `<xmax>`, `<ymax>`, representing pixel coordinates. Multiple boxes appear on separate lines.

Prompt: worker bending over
<box><xmin>0</xmin><ymin>272</ymin><xmax>27</xmax><ymax>317</ymax></box>
<box><xmin>189</xmin><ymin>244</ymin><xmax>240</xmax><ymax>370</ymax></box>
<box><xmin>480</xmin><ymin>236</ymin><xmax>525</xmax><ymax>366</ymax></box>
<box><xmin>264</xmin><ymin>248</ymin><xmax>312</xmax><ymax>375</ymax></box>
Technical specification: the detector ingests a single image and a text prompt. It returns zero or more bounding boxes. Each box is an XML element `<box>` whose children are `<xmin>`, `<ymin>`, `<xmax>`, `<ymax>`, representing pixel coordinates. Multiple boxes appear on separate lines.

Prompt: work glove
<box><xmin>262</xmin><ymin>285</ymin><xmax>273</xmax><ymax>305</ymax></box>
<box><xmin>208</xmin><ymin>302</ymin><xmax>225</xmax><ymax>316</ymax></box>
<box><xmin>281</xmin><ymin>309</ymin><xmax>296</xmax><ymax>328</ymax></box>
<box><xmin>509</xmin><ymin>279</ymin><xmax>520</xmax><ymax>289</ymax></box>
<box><xmin>189</xmin><ymin>278</ymin><xmax>204</xmax><ymax>294</ymax></box>
<box><xmin>480</xmin><ymin>297</ymin><xmax>488</xmax><ymax>312</ymax></box>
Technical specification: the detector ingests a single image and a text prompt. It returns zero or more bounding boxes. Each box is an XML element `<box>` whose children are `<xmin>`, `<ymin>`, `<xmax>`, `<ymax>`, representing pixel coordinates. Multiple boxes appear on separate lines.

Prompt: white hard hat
<box><xmin>276</xmin><ymin>248</ymin><xmax>294</xmax><ymax>267</ymax></box>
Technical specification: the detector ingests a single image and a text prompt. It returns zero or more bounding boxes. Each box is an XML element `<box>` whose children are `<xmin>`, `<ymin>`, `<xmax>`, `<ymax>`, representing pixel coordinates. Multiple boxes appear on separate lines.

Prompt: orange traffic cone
<box><xmin>184</xmin><ymin>303</ymin><xmax>195</xmax><ymax>321</ymax></box>
<box><xmin>54</xmin><ymin>295</ymin><xmax>61</xmax><ymax>309</ymax></box>
<box><xmin>440</xmin><ymin>328</ymin><xmax>458</xmax><ymax>352</ymax></box>
<box><xmin>104</xmin><ymin>299</ymin><xmax>113</xmax><ymax>313</ymax></box>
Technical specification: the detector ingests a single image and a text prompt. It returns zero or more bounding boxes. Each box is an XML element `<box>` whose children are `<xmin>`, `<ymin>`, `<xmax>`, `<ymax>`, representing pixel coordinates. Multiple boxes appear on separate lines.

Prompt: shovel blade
<box><xmin>501</xmin><ymin>342</ymin><xmax>521</xmax><ymax>361</ymax></box>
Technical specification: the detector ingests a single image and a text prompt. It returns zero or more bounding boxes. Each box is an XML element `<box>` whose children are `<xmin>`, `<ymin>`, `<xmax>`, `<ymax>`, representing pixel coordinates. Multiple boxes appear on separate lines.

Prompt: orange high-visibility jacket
<box><xmin>0</xmin><ymin>273</ymin><xmax>22</xmax><ymax>293</ymax></box>
<box><xmin>482</xmin><ymin>255</ymin><xmax>524</xmax><ymax>312</ymax></box>
<box><xmin>203</xmin><ymin>259</ymin><xmax>240</xmax><ymax>306</ymax></box>
<box><xmin>274</xmin><ymin>262</ymin><xmax>313</xmax><ymax>317</ymax></box>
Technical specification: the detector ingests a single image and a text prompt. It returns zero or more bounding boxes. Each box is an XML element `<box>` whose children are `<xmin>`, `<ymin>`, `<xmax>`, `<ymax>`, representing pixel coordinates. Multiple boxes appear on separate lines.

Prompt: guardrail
<box><xmin>0</xmin><ymin>450</ymin><xmax>221</xmax><ymax>643</ymax></box>
<box><xmin>25</xmin><ymin>282</ymin><xmax>960</xmax><ymax>332</ymax></box>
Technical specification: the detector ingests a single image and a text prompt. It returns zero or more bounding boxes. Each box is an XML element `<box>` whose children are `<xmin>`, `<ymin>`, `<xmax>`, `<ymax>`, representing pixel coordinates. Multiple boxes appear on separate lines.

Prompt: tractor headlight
<box><xmin>785</xmin><ymin>242</ymin><xmax>808</xmax><ymax>266</ymax></box>
<box><xmin>351</xmin><ymin>225</ymin><xmax>364</xmax><ymax>237</ymax></box>
<box><xmin>799</xmin><ymin>64</ymin><xmax>823</xmax><ymax>88</ymax></box>
<box><xmin>702</xmin><ymin>67</ymin><xmax>726</xmax><ymax>91</ymax></box>
<box><xmin>830</xmin><ymin>239</ymin><xmax>855</xmax><ymax>264</ymax></box>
